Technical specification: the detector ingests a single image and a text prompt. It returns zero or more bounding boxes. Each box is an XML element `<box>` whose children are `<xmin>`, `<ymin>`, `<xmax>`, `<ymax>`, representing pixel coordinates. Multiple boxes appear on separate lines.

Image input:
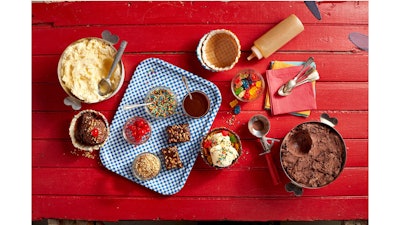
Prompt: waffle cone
<box><xmin>201</xmin><ymin>29</ymin><xmax>241</xmax><ymax>71</ymax></box>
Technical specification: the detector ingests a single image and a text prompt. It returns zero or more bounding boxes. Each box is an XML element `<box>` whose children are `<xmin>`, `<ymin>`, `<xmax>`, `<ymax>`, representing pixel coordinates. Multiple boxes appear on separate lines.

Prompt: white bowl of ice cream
<box><xmin>200</xmin><ymin>127</ymin><xmax>242</xmax><ymax>169</ymax></box>
<box><xmin>57</xmin><ymin>37</ymin><xmax>125</xmax><ymax>109</ymax></box>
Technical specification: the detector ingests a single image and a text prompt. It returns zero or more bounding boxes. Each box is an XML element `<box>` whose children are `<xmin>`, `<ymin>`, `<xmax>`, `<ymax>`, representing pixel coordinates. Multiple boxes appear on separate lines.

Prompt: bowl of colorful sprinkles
<box><xmin>200</xmin><ymin>127</ymin><xmax>242</xmax><ymax>169</ymax></box>
<box><xmin>144</xmin><ymin>86</ymin><xmax>178</xmax><ymax>119</ymax></box>
<box><xmin>231</xmin><ymin>69</ymin><xmax>265</xmax><ymax>102</ymax></box>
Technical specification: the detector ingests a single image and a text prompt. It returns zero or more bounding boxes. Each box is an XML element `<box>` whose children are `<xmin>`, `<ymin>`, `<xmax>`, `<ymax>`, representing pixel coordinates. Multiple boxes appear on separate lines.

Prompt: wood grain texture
<box><xmin>32</xmin><ymin>25</ymin><xmax>368</xmax><ymax>55</ymax></box>
<box><xmin>32</xmin><ymin>1</ymin><xmax>368</xmax><ymax>222</ymax></box>
<box><xmin>32</xmin><ymin>196</ymin><xmax>368</xmax><ymax>221</ymax></box>
<box><xmin>32</xmin><ymin>1</ymin><xmax>368</xmax><ymax>25</ymax></box>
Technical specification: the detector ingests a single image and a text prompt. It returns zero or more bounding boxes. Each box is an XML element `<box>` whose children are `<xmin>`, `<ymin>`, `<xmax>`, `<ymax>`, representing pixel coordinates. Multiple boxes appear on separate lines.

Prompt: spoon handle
<box><xmin>123</xmin><ymin>102</ymin><xmax>152</xmax><ymax>110</ymax></box>
<box><xmin>182</xmin><ymin>76</ymin><xmax>193</xmax><ymax>99</ymax></box>
<box><xmin>295</xmin><ymin>70</ymin><xmax>320</xmax><ymax>87</ymax></box>
<box><xmin>293</xmin><ymin>56</ymin><xmax>314</xmax><ymax>81</ymax></box>
<box><xmin>106</xmin><ymin>40</ymin><xmax>128</xmax><ymax>79</ymax></box>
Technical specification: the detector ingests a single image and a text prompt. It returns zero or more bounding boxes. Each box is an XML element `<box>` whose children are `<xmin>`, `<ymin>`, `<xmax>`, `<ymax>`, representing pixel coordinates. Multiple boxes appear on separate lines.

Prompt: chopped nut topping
<box><xmin>132</xmin><ymin>153</ymin><xmax>161</xmax><ymax>180</ymax></box>
<box><xmin>166</xmin><ymin>124</ymin><xmax>190</xmax><ymax>143</ymax></box>
<box><xmin>161</xmin><ymin>146</ymin><xmax>183</xmax><ymax>170</ymax></box>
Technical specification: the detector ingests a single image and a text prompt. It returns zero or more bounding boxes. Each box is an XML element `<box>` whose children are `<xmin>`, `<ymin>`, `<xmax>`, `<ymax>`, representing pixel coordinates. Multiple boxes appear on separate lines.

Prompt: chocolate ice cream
<box><xmin>74</xmin><ymin>111</ymin><xmax>108</xmax><ymax>146</ymax></box>
<box><xmin>281</xmin><ymin>122</ymin><xmax>345</xmax><ymax>188</ymax></box>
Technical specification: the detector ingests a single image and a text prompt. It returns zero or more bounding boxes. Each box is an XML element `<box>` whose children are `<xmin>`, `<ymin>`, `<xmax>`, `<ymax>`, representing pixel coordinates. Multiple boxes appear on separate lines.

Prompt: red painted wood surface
<box><xmin>32</xmin><ymin>1</ymin><xmax>368</xmax><ymax>222</ymax></box>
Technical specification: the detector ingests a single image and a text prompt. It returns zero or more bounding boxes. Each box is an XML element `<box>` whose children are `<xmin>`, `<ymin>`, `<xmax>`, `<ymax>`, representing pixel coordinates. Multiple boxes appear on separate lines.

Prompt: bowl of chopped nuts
<box><xmin>144</xmin><ymin>86</ymin><xmax>178</xmax><ymax>119</ymax></box>
<box><xmin>200</xmin><ymin>127</ymin><xmax>242</xmax><ymax>169</ymax></box>
<box><xmin>132</xmin><ymin>152</ymin><xmax>161</xmax><ymax>181</ymax></box>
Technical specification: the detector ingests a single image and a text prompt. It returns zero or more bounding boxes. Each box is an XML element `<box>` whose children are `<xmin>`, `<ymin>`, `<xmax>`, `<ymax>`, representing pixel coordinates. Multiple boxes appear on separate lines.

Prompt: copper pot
<box><xmin>280</xmin><ymin>113</ymin><xmax>347</xmax><ymax>196</ymax></box>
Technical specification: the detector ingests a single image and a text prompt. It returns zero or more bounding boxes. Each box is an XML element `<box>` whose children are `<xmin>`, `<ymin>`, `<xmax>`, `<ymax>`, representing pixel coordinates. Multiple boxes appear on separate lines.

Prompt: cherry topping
<box><xmin>91</xmin><ymin>128</ymin><xmax>99</xmax><ymax>137</ymax></box>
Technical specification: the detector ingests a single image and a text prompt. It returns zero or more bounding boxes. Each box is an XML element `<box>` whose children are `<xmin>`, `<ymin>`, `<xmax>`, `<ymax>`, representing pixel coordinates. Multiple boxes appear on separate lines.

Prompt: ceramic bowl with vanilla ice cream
<box><xmin>200</xmin><ymin>127</ymin><xmax>242</xmax><ymax>169</ymax></box>
<box><xmin>58</xmin><ymin>37</ymin><xmax>125</xmax><ymax>106</ymax></box>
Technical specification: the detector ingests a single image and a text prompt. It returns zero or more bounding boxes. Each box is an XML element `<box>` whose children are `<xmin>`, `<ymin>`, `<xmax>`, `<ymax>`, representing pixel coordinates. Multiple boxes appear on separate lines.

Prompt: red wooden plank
<box><xmin>32</xmin><ymin>111</ymin><xmax>368</xmax><ymax>139</ymax></box>
<box><xmin>215</xmin><ymin>81</ymin><xmax>368</xmax><ymax>111</ymax></box>
<box><xmin>32</xmin><ymin>53</ymin><xmax>368</xmax><ymax>83</ymax></box>
<box><xmin>32</xmin><ymin>195</ymin><xmax>368</xmax><ymax>221</ymax></box>
<box><xmin>32</xmin><ymin>167</ymin><xmax>367</xmax><ymax>197</ymax></box>
<box><xmin>210</xmin><ymin>111</ymin><xmax>368</xmax><ymax>140</ymax></box>
<box><xmin>32</xmin><ymin>24</ymin><xmax>368</xmax><ymax>55</ymax></box>
<box><xmin>32</xmin><ymin>81</ymin><xmax>367</xmax><ymax>111</ymax></box>
<box><xmin>32</xmin><ymin>138</ymin><xmax>368</xmax><ymax>168</ymax></box>
<box><xmin>32</xmin><ymin>1</ymin><xmax>368</xmax><ymax>26</ymax></box>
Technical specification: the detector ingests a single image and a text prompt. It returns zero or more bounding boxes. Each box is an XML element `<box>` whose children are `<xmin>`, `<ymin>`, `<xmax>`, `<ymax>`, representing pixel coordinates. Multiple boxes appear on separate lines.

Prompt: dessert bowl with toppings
<box><xmin>58</xmin><ymin>37</ymin><xmax>125</xmax><ymax>109</ymax></box>
<box><xmin>200</xmin><ymin>127</ymin><xmax>242</xmax><ymax>169</ymax></box>
<box><xmin>69</xmin><ymin>109</ymin><xmax>110</xmax><ymax>151</ymax></box>
<box><xmin>144</xmin><ymin>86</ymin><xmax>178</xmax><ymax>119</ymax></box>
<box><xmin>231</xmin><ymin>69</ymin><xmax>265</xmax><ymax>102</ymax></box>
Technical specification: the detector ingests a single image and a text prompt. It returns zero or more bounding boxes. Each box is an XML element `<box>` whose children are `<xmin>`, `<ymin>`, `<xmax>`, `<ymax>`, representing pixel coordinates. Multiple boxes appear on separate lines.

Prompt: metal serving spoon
<box><xmin>98</xmin><ymin>40</ymin><xmax>128</xmax><ymax>96</ymax></box>
<box><xmin>293</xmin><ymin>68</ymin><xmax>320</xmax><ymax>88</ymax></box>
<box><xmin>277</xmin><ymin>57</ymin><xmax>314</xmax><ymax>97</ymax></box>
<box><xmin>281</xmin><ymin>67</ymin><xmax>319</xmax><ymax>95</ymax></box>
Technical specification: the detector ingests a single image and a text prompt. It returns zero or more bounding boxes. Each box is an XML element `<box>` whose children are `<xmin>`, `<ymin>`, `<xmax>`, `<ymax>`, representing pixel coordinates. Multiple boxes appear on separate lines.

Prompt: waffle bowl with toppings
<box><xmin>200</xmin><ymin>127</ymin><xmax>242</xmax><ymax>169</ymax></box>
<box><xmin>69</xmin><ymin>109</ymin><xmax>110</xmax><ymax>151</ymax></box>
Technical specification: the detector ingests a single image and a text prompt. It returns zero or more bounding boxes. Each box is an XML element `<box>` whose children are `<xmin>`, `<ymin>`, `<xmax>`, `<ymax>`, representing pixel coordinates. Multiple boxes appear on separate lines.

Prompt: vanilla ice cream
<box><xmin>209</xmin><ymin>133</ymin><xmax>239</xmax><ymax>167</ymax></box>
<box><xmin>59</xmin><ymin>38</ymin><xmax>122</xmax><ymax>103</ymax></box>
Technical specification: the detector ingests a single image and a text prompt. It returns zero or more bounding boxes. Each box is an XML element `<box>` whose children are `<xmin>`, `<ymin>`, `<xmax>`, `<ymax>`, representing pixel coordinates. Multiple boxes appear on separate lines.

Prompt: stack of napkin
<box><xmin>264</xmin><ymin>61</ymin><xmax>317</xmax><ymax>117</ymax></box>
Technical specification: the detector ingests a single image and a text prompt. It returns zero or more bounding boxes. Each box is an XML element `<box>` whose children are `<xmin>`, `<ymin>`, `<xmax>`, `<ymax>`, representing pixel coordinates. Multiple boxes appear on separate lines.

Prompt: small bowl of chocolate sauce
<box><xmin>182</xmin><ymin>90</ymin><xmax>210</xmax><ymax>118</ymax></box>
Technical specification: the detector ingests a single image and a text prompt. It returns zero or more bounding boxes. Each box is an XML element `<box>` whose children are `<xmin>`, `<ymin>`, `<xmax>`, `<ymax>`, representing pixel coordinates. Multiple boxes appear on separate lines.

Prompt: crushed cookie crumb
<box><xmin>70</xmin><ymin>148</ymin><xmax>98</xmax><ymax>159</ymax></box>
<box><xmin>226</xmin><ymin>113</ymin><xmax>236</xmax><ymax>126</ymax></box>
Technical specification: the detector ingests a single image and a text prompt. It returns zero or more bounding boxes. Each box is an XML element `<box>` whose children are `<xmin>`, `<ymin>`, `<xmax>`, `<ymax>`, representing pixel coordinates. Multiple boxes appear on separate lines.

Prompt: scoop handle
<box><xmin>107</xmin><ymin>40</ymin><xmax>127</xmax><ymax>79</ymax></box>
<box><xmin>264</xmin><ymin>153</ymin><xmax>281</xmax><ymax>186</ymax></box>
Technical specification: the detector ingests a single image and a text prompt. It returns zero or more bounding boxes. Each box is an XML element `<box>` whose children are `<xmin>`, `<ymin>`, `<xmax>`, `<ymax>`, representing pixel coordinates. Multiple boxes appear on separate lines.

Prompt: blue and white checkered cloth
<box><xmin>99</xmin><ymin>58</ymin><xmax>222</xmax><ymax>195</ymax></box>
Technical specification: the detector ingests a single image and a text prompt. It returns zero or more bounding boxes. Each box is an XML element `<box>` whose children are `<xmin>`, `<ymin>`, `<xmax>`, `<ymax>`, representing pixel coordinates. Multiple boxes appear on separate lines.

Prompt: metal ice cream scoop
<box><xmin>98</xmin><ymin>40</ymin><xmax>127</xmax><ymax>96</ymax></box>
<box><xmin>248</xmin><ymin>114</ymin><xmax>281</xmax><ymax>186</ymax></box>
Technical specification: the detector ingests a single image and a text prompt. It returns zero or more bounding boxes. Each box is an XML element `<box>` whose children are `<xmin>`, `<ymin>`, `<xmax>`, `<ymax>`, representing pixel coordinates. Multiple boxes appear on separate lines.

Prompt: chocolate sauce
<box><xmin>252</xmin><ymin>120</ymin><xmax>265</xmax><ymax>131</ymax></box>
<box><xmin>183</xmin><ymin>91</ymin><xmax>210</xmax><ymax>118</ymax></box>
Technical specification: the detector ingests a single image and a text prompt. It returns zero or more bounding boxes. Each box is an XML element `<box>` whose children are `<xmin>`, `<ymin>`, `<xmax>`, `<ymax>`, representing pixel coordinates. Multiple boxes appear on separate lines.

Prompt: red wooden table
<box><xmin>32</xmin><ymin>1</ymin><xmax>368</xmax><ymax>222</ymax></box>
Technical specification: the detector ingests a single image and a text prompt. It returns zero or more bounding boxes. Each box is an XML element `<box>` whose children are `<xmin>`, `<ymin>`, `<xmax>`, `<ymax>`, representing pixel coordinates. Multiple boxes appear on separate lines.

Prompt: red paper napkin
<box><xmin>265</xmin><ymin>66</ymin><xmax>317</xmax><ymax>116</ymax></box>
